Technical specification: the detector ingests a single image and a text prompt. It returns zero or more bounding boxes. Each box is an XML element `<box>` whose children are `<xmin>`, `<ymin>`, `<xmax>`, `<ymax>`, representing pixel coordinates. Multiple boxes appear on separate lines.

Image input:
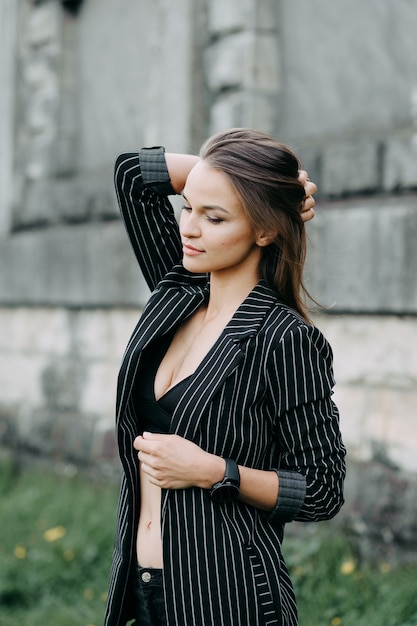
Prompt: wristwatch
<box><xmin>210</xmin><ymin>458</ymin><xmax>240</xmax><ymax>502</ymax></box>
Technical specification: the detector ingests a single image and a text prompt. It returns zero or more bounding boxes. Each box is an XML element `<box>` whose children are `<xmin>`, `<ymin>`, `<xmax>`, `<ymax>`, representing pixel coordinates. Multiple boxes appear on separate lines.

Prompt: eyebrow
<box><xmin>181</xmin><ymin>193</ymin><xmax>230</xmax><ymax>214</ymax></box>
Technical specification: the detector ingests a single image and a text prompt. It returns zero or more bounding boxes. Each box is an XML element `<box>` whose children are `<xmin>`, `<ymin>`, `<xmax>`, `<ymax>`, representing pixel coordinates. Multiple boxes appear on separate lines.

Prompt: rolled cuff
<box><xmin>267</xmin><ymin>469</ymin><xmax>306</xmax><ymax>523</ymax></box>
<box><xmin>139</xmin><ymin>146</ymin><xmax>175</xmax><ymax>196</ymax></box>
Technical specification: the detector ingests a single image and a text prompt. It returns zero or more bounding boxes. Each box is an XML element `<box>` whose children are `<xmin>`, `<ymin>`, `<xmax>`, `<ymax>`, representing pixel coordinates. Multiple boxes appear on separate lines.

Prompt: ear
<box><xmin>256</xmin><ymin>232</ymin><xmax>276</xmax><ymax>247</ymax></box>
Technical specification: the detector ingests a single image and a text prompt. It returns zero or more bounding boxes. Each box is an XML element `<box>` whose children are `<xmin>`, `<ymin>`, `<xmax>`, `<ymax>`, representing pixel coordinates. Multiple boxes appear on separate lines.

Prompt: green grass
<box><xmin>285</xmin><ymin>525</ymin><xmax>417</xmax><ymax>626</ymax></box>
<box><xmin>1</xmin><ymin>458</ymin><xmax>417</xmax><ymax>626</ymax></box>
<box><xmin>0</xmin><ymin>459</ymin><xmax>119</xmax><ymax>626</ymax></box>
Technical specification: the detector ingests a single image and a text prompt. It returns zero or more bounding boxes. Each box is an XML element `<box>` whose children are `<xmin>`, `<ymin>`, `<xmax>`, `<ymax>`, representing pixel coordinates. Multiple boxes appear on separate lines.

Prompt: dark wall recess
<box><xmin>61</xmin><ymin>0</ymin><xmax>84</xmax><ymax>16</ymax></box>
<box><xmin>33</xmin><ymin>0</ymin><xmax>84</xmax><ymax>17</ymax></box>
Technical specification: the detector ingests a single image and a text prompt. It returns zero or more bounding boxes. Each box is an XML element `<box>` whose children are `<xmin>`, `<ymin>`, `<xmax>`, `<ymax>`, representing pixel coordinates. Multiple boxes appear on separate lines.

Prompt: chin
<box><xmin>182</xmin><ymin>258</ymin><xmax>210</xmax><ymax>274</ymax></box>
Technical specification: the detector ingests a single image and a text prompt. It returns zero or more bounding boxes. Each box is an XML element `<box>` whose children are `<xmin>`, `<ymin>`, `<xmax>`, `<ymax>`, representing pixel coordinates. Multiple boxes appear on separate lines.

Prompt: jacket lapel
<box><xmin>116</xmin><ymin>283</ymin><xmax>208</xmax><ymax>423</ymax></box>
<box><xmin>169</xmin><ymin>281</ymin><xmax>279</xmax><ymax>438</ymax></box>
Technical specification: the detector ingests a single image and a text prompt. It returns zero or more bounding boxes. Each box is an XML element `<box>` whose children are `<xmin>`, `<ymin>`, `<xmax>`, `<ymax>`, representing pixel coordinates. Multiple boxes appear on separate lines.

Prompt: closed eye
<box><xmin>181</xmin><ymin>205</ymin><xmax>223</xmax><ymax>223</ymax></box>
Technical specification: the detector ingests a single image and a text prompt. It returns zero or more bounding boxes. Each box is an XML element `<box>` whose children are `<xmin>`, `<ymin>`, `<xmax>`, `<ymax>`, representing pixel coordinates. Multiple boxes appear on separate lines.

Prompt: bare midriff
<box><xmin>137</xmin><ymin>467</ymin><xmax>164</xmax><ymax>568</ymax></box>
<box><xmin>136</xmin><ymin>305</ymin><xmax>235</xmax><ymax>569</ymax></box>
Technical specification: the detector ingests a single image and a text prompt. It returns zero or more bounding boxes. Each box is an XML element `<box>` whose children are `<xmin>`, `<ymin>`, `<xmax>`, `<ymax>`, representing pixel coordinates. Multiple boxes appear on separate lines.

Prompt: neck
<box><xmin>205</xmin><ymin>269</ymin><xmax>259</xmax><ymax>319</ymax></box>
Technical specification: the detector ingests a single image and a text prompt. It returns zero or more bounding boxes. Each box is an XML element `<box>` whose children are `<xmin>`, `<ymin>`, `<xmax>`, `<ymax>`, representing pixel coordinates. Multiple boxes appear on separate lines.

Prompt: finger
<box><xmin>298</xmin><ymin>169</ymin><xmax>309</xmax><ymax>184</ymax></box>
<box><xmin>143</xmin><ymin>431</ymin><xmax>175</xmax><ymax>443</ymax></box>
<box><xmin>302</xmin><ymin>194</ymin><xmax>316</xmax><ymax>212</ymax></box>
<box><xmin>137</xmin><ymin>450</ymin><xmax>157</xmax><ymax>472</ymax></box>
<box><xmin>305</xmin><ymin>180</ymin><xmax>317</xmax><ymax>196</ymax></box>
<box><xmin>138</xmin><ymin>457</ymin><xmax>154</xmax><ymax>478</ymax></box>
<box><xmin>301</xmin><ymin>207</ymin><xmax>315</xmax><ymax>223</ymax></box>
<box><xmin>134</xmin><ymin>436</ymin><xmax>155</xmax><ymax>455</ymax></box>
<box><xmin>133</xmin><ymin>435</ymin><xmax>143</xmax><ymax>451</ymax></box>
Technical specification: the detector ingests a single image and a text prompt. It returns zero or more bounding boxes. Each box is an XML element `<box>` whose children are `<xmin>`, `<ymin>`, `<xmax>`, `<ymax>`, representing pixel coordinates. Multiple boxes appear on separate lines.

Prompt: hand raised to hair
<box><xmin>298</xmin><ymin>170</ymin><xmax>317</xmax><ymax>222</ymax></box>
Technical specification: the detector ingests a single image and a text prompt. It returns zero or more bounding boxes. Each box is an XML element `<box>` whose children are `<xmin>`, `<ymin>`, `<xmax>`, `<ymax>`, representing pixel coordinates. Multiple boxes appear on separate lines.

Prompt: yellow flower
<box><xmin>380</xmin><ymin>562</ymin><xmax>391</xmax><ymax>574</ymax></box>
<box><xmin>83</xmin><ymin>589</ymin><xmax>95</xmax><ymax>600</ymax></box>
<box><xmin>331</xmin><ymin>618</ymin><xmax>342</xmax><ymax>626</ymax></box>
<box><xmin>43</xmin><ymin>526</ymin><xmax>66</xmax><ymax>542</ymax></box>
<box><xmin>340</xmin><ymin>559</ymin><xmax>356</xmax><ymax>575</ymax></box>
<box><xmin>14</xmin><ymin>545</ymin><xmax>27</xmax><ymax>559</ymax></box>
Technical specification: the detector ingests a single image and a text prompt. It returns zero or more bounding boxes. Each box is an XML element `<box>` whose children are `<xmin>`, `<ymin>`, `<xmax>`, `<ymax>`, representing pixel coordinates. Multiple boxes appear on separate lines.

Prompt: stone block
<box><xmin>54</xmin><ymin>137</ymin><xmax>78</xmax><ymax>177</ymax></box>
<box><xmin>293</xmin><ymin>144</ymin><xmax>321</xmax><ymax>191</ymax></box>
<box><xmin>24</xmin><ymin>131</ymin><xmax>56</xmax><ymax>180</ymax></box>
<box><xmin>252</xmin><ymin>34</ymin><xmax>281</xmax><ymax>92</ymax></box>
<box><xmin>208</xmin><ymin>0</ymin><xmax>277</xmax><ymax>35</ymax></box>
<box><xmin>210</xmin><ymin>91</ymin><xmax>278</xmax><ymax>135</ymax></box>
<box><xmin>27</xmin><ymin>1</ymin><xmax>60</xmax><ymax>48</ymax></box>
<box><xmin>52</xmin><ymin>173</ymin><xmax>119</xmax><ymax>221</ymax></box>
<box><xmin>73</xmin><ymin>309</ymin><xmax>140</xmax><ymax>360</ymax></box>
<box><xmin>206</xmin><ymin>32</ymin><xmax>280</xmax><ymax>93</ymax></box>
<box><xmin>0</xmin><ymin>222</ymin><xmax>149</xmax><ymax>307</ymax></box>
<box><xmin>383</xmin><ymin>132</ymin><xmax>417</xmax><ymax>191</ymax></box>
<box><xmin>0</xmin><ymin>353</ymin><xmax>45</xmax><ymax>407</ymax></box>
<box><xmin>315</xmin><ymin>315</ymin><xmax>417</xmax><ymax>387</ymax></box>
<box><xmin>14</xmin><ymin>179</ymin><xmax>53</xmax><ymax>226</ymax></box>
<box><xmin>80</xmin><ymin>362</ymin><xmax>118</xmax><ymax>418</ymax></box>
<box><xmin>306</xmin><ymin>195</ymin><xmax>417</xmax><ymax>313</ymax></box>
<box><xmin>14</xmin><ymin>171</ymin><xmax>119</xmax><ymax>228</ymax></box>
<box><xmin>206</xmin><ymin>32</ymin><xmax>251</xmax><ymax>91</ymax></box>
<box><xmin>0</xmin><ymin>307</ymin><xmax>71</xmax><ymax>355</ymax></box>
<box><xmin>24</xmin><ymin>56</ymin><xmax>57</xmax><ymax>90</ymax></box>
<box><xmin>313</xmin><ymin>314</ymin><xmax>417</xmax><ymax>475</ymax></box>
<box><xmin>326</xmin><ymin>383</ymin><xmax>417</xmax><ymax>474</ymax></box>
<box><xmin>321</xmin><ymin>139</ymin><xmax>380</xmax><ymax>196</ymax></box>
<box><xmin>247</xmin><ymin>93</ymin><xmax>278</xmax><ymax>134</ymax></box>
<box><xmin>210</xmin><ymin>92</ymin><xmax>245</xmax><ymax>133</ymax></box>
<box><xmin>208</xmin><ymin>0</ymin><xmax>251</xmax><ymax>34</ymax></box>
<box><xmin>0</xmin><ymin>304</ymin><xmax>131</xmax><ymax>466</ymax></box>
<box><xmin>41</xmin><ymin>359</ymin><xmax>86</xmax><ymax>411</ymax></box>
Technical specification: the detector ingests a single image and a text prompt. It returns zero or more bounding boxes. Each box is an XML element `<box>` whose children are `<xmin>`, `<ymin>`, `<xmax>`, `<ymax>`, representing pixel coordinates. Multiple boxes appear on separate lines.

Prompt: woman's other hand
<box><xmin>298</xmin><ymin>170</ymin><xmax>317</xmax><ymax>222</ymax></box>
<box><xmin>134</xmin><ymin>432</ymin><xmax>224</xmax><ymax>490</ymax></box>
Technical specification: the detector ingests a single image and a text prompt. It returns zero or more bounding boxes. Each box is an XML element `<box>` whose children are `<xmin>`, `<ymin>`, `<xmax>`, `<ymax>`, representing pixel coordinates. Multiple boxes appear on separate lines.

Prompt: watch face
<box><xmin>211</xmin><ymin>483</ymin><xmax>240</xmax><ymax>503</ymax></box>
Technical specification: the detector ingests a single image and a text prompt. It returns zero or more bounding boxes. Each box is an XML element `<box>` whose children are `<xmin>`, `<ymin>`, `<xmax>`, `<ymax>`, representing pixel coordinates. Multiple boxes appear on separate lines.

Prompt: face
<box><xmin>180</xmin><ymin>160</ymin><xmax>262</xmax><ymax>280</ymax></box>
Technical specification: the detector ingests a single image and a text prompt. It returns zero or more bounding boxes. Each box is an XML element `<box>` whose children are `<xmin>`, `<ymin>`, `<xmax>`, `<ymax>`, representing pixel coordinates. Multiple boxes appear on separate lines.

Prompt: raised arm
<box><xmin>165</xmin><ymin>153</ymin><xmax>199</xmax><ymax>194</ymax></box>
<box><xmin>114</xmin><ymin>148</ymin><xmax>198</xmax><ymax>291</ymax></box>
<box><xmin>115</xmin><ymin>146</ymin><xmax>316</xmax><ymax>292</ymax></box>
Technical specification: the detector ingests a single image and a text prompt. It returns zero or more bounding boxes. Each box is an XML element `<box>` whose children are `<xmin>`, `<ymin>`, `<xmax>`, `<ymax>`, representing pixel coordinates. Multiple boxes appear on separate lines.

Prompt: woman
<box><xmin>105</xmin><ymin>128</ymin><xmax>346</xmax><ymax>626</ymax></box>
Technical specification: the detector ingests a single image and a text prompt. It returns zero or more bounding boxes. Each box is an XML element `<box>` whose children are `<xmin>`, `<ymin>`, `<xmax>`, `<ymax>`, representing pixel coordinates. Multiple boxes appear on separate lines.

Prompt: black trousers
<box><xmin>133</xmin><ymin>563</ymin><xmax>269</xmax><ymax>625</ymax></box>
<box><xmin>133</xmin><ymin>565</ymin><xmax>166</xmax><ymax>626</ymax></box>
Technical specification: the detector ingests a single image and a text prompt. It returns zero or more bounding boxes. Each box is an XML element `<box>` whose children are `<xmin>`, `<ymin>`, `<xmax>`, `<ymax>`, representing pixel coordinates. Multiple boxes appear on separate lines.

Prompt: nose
<box><xmin>180</xmin><ymin>209</ymin><xmax>200</xmax><ymax>238</ymax></box>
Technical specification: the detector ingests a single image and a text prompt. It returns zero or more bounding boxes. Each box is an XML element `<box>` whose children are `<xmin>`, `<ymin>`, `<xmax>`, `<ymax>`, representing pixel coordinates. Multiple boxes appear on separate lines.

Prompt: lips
<box><xmin>182</xmin><ymin>243</ymin><xmax>204</xmax><ymax>256</ymax></box>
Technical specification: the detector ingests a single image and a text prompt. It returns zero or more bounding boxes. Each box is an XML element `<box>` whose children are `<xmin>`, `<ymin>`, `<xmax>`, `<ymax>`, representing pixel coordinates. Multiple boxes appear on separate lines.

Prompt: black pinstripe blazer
<box><xmin>104</xmin><ymin>149</ymin><xmax>346</xmax><ymax>626</ymax></box>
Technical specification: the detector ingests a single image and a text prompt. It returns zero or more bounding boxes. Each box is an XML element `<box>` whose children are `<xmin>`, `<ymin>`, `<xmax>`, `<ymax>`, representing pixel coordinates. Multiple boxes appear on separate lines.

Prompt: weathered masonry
<box><xmin>1</xmin><ymin>0</ymin><xmax>417</xmax><ymax>559</ymax></box>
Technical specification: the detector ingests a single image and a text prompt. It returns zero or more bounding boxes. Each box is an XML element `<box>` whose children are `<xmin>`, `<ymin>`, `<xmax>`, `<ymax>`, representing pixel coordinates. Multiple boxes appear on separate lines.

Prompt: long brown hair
<box><xmin>200</xmin><ymin>128</ymin><xmax>312</xmax><ymax>323</ymax></box>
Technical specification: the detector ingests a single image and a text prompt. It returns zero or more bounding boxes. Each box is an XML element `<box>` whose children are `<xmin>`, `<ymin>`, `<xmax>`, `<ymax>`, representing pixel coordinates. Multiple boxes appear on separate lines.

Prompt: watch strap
<box><xmin>223</xmin><ymin>458</ymin><xmax>240</xmax><ymax>486</ymax></box>
<box><xmin>209</xmin><ymin>458</ymin><xmax>240</xmax><ymax>502</ymax></box>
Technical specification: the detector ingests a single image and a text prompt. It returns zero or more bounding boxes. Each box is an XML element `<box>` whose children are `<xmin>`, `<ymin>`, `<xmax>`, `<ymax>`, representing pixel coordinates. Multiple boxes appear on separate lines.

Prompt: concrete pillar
<box><xmin>205</xmin><ymin>0</ymin><xmax>282</xmax><ymax>134</ymax></box>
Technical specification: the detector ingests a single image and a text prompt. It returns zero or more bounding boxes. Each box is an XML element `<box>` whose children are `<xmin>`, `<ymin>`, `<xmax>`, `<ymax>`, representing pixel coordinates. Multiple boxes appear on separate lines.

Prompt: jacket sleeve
<box><xmin>267</xmin><ymin>324</ymin><xmax>346</xmax><ymax>524</ymax></box>
<box><xmin>114</xmin><ymin>147</ymin><xmax>182</xmax><ymax>291</ymax></box>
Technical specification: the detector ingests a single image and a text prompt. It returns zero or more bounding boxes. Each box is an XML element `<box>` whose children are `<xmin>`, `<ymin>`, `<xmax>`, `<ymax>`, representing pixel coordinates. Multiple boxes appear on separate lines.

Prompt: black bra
<box><xmin>133</xmin><ymin>331</ymin><xmax>191</xmax><ymax>434</ymax></box>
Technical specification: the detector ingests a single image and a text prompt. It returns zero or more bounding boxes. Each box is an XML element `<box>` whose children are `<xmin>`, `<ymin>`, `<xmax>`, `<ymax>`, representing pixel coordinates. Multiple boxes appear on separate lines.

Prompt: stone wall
<box><xmin>0</xmin><ymin>305</ymin><xmax>138</xmax><ymax>477</ymax></box>
<box><xmin>0</xmin><ymin>0</ymin><xmax>417</xmax><ymax>557</ymax></box>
